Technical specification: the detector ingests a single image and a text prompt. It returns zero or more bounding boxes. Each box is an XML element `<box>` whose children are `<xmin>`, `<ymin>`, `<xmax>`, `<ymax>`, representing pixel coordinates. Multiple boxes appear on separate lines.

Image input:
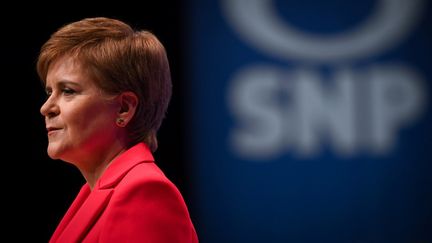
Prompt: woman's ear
<box><xmin>116</xmin><ymin>91</ymin><xmax>138</xmax><ymax>127</ymax></box>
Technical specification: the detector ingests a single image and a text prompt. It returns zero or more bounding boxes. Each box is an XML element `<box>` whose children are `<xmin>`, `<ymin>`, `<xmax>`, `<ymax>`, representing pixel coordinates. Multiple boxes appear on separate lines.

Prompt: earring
<box><xmin>116</xmin><ymin>118</ymin><xmax>125</xmax><ymax>127</ymax></box>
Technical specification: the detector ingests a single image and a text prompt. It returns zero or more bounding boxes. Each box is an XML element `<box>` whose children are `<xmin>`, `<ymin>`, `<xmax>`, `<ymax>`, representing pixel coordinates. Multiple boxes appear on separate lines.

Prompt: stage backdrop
<box><xmin>184</xmin><ymin>0</ymin><xmax>432</xmax><ymax>242</ymax></box>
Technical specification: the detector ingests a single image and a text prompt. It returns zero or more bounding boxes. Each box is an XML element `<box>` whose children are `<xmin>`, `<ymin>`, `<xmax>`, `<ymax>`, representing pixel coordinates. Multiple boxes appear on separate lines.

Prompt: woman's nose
<box><xmin>40</xmin><ymin>95</ymin><xmax>59</xmax><ymax>118</ymax></box>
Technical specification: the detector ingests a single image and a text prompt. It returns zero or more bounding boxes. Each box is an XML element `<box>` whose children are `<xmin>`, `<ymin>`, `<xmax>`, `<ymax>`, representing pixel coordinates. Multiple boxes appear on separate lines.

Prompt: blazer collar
<box><xmin>97</xmin><ymin>142</ymin><xmax>154</xmax><ymax>189</ymax></box>
<box><xmin>50</xmin><ymin>142</ymin><xmax>154</xmax><ymax>243</ymax></box>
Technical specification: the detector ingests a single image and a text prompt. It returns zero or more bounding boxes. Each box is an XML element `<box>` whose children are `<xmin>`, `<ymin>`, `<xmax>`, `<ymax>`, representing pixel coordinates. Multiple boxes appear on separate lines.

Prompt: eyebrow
<box><xmin>45</xmin><ymin>80</ymin><xmax>81</xmax><ymax>89</ymax></box>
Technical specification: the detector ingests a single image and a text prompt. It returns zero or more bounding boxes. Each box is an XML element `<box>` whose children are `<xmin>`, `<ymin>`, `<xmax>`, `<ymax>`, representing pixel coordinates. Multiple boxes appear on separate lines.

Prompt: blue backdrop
<box><xmin>185</xmin><ymin>0</ymin><xmax>432</xmax><ymax>242</ymax></box>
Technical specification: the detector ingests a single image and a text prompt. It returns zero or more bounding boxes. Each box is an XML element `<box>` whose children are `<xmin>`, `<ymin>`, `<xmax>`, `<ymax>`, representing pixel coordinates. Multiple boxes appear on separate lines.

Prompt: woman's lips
<box><xmin>47</xmin><ymin>127</ymin><xmax>61</xmax><ymax>135</ymax></box>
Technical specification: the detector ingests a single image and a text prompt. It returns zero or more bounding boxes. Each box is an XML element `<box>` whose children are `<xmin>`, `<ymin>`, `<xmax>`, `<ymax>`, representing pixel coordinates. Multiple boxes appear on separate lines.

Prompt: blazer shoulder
<box><xmin>98</xmin><ymin>162</ymin><xmax>198</xmax><ymax>243</ymax></box>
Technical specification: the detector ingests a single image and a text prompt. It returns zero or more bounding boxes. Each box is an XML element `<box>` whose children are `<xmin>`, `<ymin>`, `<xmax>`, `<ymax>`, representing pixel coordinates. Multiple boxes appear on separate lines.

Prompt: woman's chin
<box><xmin>47</xmin><ymin>145</ymin><xmax>62</xmax><ymax>160</ymax></box>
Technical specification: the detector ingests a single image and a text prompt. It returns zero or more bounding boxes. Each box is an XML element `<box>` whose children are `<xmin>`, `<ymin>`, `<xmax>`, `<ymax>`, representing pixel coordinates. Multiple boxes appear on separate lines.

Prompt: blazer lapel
<box><xmin>50</xmin><ymin>143</ymin><xmax>154</xmax><ymax>243</ymax></box>
<box><xmin>50</xmin><ymin>185</ymin><xmax>91</xmax><ymax>243</ymax></box>
<box><xmin>55</xmin><ymin>188</ymin><xmax>114</xmax><ymax>243</ymax></box>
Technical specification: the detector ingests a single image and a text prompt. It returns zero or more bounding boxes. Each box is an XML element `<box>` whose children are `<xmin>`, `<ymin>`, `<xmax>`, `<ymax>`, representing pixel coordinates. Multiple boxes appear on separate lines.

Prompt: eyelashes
<box><xmin>62</xmin><ymin>88</ymin><xmax>76</xmax><ymax>96</ymax></box>
<box><xmin>44</xmin><ymin>87</ymin><xmax>77</xmax><ymax>98</ymax></box>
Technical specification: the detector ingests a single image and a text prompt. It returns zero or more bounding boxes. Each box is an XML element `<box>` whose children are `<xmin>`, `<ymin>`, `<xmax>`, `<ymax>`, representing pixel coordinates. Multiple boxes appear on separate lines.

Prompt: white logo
<box><xmin>223</xmin><ymin>0</ymin><xmax>427</xmax><ymax>159</ymax></box>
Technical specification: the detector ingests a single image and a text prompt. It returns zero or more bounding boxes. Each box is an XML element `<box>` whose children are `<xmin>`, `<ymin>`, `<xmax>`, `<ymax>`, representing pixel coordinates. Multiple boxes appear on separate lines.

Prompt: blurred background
<box><xmin>3</xmin><ymin>0</ymin><xmax>431</xmax><ymax>242</ymax></box>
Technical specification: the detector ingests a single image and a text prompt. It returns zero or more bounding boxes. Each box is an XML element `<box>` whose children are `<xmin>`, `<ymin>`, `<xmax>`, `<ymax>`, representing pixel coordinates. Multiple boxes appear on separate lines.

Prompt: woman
<box><xmin>38</xmin><ymin>17</ymin><xmax>198</xmax><ymax>242</ymax></box>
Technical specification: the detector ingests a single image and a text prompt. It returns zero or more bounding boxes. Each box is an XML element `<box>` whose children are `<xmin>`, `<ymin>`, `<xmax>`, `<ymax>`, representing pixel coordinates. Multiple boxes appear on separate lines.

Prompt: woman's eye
<box><xmin>62</xmin><ymin>88</ymin><xmax>76</xmax><ymax>95</ymax></box>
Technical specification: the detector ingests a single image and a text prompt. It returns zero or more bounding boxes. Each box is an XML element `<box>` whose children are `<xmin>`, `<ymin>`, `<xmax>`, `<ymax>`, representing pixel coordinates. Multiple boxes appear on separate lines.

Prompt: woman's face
<box><xmin>40</xmin><ymin>56</ymin><xmax>120</xmax><ymax>164</ymax></box>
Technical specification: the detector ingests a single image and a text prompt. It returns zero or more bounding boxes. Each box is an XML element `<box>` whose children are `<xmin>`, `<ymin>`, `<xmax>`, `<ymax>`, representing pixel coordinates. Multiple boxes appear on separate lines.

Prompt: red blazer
<box><xmin>49</xmin><ymin>143</ymin><xmax>198</xmax><ymax>243</ymax></box>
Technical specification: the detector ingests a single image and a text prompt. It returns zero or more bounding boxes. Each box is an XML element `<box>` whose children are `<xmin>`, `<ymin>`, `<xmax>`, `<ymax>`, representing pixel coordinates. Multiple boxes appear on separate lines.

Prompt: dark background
<box><xmin>3</xmin><ymin>2</ymin><xmax>431</xmax><ymax>243</ymax></box>
<box><xmin>3</xmin><ymin>2</ymin><xmax>192</xmax><ymax>242</ymax></box>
